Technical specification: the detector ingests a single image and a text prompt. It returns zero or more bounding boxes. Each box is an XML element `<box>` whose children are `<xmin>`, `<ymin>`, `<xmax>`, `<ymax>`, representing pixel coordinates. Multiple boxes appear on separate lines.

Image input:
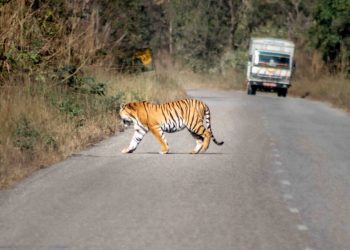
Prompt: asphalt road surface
<box><xmin>1</xmin><ymin>89</ymin><xmax>350</xmax><ymax>250</ymax></box>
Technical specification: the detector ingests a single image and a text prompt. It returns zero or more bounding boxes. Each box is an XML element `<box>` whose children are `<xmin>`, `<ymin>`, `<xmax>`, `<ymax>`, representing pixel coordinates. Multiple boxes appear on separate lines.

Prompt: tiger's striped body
<box><xmin>119</xmin><ymin>99</ymin><xmax>224</xmax><ymax>154</ymax></box>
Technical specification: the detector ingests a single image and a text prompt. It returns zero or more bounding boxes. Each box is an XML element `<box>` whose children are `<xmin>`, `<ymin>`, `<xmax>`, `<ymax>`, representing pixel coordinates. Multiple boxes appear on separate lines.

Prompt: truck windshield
<box><xmin>257</xmin><ymin>52</ymin><xmax>290</xmax><ymax>69</ymax></box>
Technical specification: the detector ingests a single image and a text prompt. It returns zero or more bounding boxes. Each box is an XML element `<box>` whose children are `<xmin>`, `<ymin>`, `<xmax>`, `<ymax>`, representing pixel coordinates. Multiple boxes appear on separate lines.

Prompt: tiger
<box><xmin>119</xmin><ymin>99</ymin><xmax>224</xmax><ymax>154</ymax></box>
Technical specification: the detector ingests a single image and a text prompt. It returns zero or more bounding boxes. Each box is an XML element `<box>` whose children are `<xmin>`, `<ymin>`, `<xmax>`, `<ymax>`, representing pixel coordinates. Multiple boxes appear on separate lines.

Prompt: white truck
<box><xmin>246</xmin><ymin>38</ymin><xmax>295</xmax><ymax>97</ymax></box>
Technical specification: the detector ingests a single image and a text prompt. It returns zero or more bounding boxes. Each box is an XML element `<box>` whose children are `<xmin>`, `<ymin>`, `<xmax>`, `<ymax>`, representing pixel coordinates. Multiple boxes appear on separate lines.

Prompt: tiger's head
<box><xmin>119</xmin><ymin>103</ymin><xmax>135</xmax><ymax>127</ymax></box>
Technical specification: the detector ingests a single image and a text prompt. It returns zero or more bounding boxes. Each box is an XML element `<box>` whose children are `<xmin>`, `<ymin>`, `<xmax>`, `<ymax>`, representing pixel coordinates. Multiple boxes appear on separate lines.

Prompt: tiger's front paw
<box><xmin>122</xmin><ymin>148</ymin><xmax>131</xmax><ymax>154</ymax></box>
<box><xmin>159</xmin><ymin>145</ymin><xmax>169</xmax><ymax>154</ymax></box>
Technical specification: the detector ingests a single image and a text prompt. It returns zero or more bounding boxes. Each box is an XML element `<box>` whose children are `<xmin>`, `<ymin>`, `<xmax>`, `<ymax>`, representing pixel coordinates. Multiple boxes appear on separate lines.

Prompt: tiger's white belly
<box><xmin>161</xmin><ymin>119</ymin><xmax>186</xmax><ymax>133</ymax></box>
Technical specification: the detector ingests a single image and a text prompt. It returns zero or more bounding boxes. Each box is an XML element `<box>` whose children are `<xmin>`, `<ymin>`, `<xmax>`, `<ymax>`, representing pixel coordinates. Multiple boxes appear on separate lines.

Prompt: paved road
<box><xmin>1</xmin><ymin>90</ymin><xmax>350</xmax><ymax>250</ymax></box>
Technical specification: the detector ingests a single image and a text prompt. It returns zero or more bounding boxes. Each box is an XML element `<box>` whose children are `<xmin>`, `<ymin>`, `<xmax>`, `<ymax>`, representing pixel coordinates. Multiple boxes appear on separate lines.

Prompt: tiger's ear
<box><xmin>120</xmin><ymin>103</ymin><xmax>126</xmax><ymax>110</ymax></box>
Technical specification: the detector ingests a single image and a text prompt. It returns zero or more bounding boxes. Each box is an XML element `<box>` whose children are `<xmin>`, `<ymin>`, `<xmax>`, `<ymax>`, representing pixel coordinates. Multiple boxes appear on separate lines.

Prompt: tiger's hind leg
<box><xmin>189</xmin><ymin>125</ymin><xmax>212</xmax><ymax>153</ymax></box>
<box><xmin>189</xmin><ymin>130</ymin><xmax>204</xmax><ymax>154</ymax></box>
<box><xmin>200</xmin><ymin>129</ymin><xmax>212</xmax><ymax>153</ymax></box>
<box><xmin>191</xmin><ymin>138</ymin><xmax>204</xmax><ymax>154</ymax></box>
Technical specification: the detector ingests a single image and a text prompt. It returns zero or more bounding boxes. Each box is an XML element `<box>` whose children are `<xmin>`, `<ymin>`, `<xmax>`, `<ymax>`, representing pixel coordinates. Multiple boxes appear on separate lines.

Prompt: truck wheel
<box><xmin>277</xmin><ymin>88</ymin><xmax>288</xmax><ymax>97</ymax></box>
<box><xmin>247</xmin><ymin>84</ymin><xmax>256</xmax><ymax>95</ymax></box>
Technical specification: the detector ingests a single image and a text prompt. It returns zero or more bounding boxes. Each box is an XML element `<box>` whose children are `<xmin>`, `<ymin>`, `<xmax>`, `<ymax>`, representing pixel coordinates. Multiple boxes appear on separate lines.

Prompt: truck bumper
<box><xmin>247</xmin><ymin>80</ymin><xmax>290</xmax><ymax>92</ymax></box>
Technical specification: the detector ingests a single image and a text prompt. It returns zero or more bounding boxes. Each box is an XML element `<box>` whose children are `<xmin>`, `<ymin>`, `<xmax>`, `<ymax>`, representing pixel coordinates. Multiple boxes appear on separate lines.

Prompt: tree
<box><xmin>309</xmin><ymin>0</ymin><xmax>350</xmax><ymax>74</ymax></box>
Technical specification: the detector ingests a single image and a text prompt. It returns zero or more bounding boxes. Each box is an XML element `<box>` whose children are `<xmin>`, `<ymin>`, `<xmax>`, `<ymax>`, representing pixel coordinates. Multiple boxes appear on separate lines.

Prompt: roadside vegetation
<box><xmin>0</xmin><ymin>1</ymin><xmax>186</xmax><ymax>188</ymax></box>
<box><xmin>0</xmin><ymin>0</ymin><xmax>349</xmax><ymax>187</ymax></box>
<box><xmin>0</xmin><ymin>71</ymin><xmax>185</xmax><ymax>188</ymax></box>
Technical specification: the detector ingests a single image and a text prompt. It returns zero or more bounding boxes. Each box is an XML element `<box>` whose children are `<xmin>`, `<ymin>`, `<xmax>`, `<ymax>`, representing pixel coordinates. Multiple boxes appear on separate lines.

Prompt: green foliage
<box><xmin>40</xmin><ymin>10</ymin><xmax>60</xmax><ymax>37</ymax></box>
<box><xmin>309</xmin><ymin>0</ymin><xmax>350</xmax><ymax>73</ymax></box>
<box><xmin>42</xmin><ymin>134</ymin><xmax>58</xmax><ymax>151</ymax></box>
<box><xmin>3</xmin><ymin>47</ymin><xmax>41</xmax><ymax>75</ymax></box>
<box><xmin>0</xmin><ymin>0</ymin><xmax>10</xmax><ymax>6</ymax></box>
<box><xmin>0</xmin><ymin>0</ymin><xmax>312</xmax><ymax>76</ymax></box>
<box><xmin>76</xmin><ymin>76</ymin><xmax>106</xmax><ymax>96</ymax></box>
<box><xmin>12</xmin><ymin>117</ymin><xmax>40</xmax><ymax>151</ymax></box>
<box><xmin>1</xmin><ymin>0</ymin><xmax>348</xmax><ymax>78</ymax></box>
<box><xmin>59</xmin><ymin>97</ymin><xmax>83</xmax><ymax>117</ymax></box>
<box><xmin>221</xmin><ymin>50</ymin><xmax>248</xmax><ymax>71</ymax></box>
<box><xmin>104</xmin><ymin>96</ymin><xmax>121</xmax><ymax>113</ymax></box>
<box><xmin>170</xmin><ymin>0</ymin><xmax>232</xmax><ymax>71</ymax></box>
<box><xmin>56</xmin><ymin>65</ymin><xmax>79</xmax><ymax>88</ymax></box>
<box><xmin>99</xmin><ymin>0</ymin><xmax>153</xmax><ymax>61</ymax></box>
<box><xmin>57</xmin><ymin>65</ymin><xmax>106</xmax><ymax>96</ymax></box>
<box><xmin>25</xmin><ymin>51</ymin><xmax>41</xmax><ymax>64</ymax></box>
<box><xmin>11</xmin><ymin>116</ymin><xmax>58</xmax><ymax>152</ymax></box>
<box><xmin>104</xmin><ymin>92</ymin><xmax>126</xmax><ymax>113</ymax></box>
<box><xmin>89</xmin><ymin>82</ymin><xmax>106</xmax><ymax>96</ymax></box>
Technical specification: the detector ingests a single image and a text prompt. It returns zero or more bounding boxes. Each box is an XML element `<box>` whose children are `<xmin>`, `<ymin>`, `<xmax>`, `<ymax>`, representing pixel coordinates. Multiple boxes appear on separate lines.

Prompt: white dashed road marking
<box><xmin>280</xmin><ymin>180</ymin><xmax>291</xmax><ymax>186</ymax></box>
<box><xmin>267</xmin><ymin>134</ymin><xmax>313</xmax><ymax>250</ymax></box>
<box><xmin>274</xmin><ymin>160</ymin><xmax>282</xmax><ymax>166</ymax></box>
<box><xmin>297</xmin><ymin>225</ymin><xmax>309</xmax><ymax>231</ymax></box>
<box><xmin>273</xmin><ymin>154</ymin><xmax>280</xmax><ymax>159</ymax></box>
<box><xmin>288</xmin><ymin>207</ymin><xmax>300</xmax><ymax>214</ymax></box>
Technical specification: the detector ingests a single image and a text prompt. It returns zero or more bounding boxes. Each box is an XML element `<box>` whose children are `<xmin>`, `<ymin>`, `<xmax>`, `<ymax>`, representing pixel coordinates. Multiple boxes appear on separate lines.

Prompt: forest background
<box><xmin>0</xmin><ymin>0</ymin><xmax>349</xmax><ymax>187</ymax></box>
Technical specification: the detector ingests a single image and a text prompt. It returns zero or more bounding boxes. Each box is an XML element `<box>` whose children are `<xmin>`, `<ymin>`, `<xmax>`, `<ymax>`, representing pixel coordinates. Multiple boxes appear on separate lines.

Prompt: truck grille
<box><xmin>251</xmin><ymin>73</ymin><xmax>285</xmax><ymax>82</ymax></box>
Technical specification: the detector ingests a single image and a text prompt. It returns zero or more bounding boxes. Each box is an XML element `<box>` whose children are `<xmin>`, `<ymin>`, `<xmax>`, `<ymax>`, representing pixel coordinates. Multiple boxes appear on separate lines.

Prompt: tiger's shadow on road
<box><xmin>134</xmin><ymin>152</ymin><xmax>226</xmax><ymax>155</ymax></box>
<box><xmin>71</xmin><ymin>151</ymin><xmax>227</xmax><ymax>158</ymax></box>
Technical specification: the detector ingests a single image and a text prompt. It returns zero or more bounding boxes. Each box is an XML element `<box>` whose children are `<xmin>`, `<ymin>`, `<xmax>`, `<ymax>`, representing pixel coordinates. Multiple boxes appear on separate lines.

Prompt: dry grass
<box><xmin>92</xmin><ymin>69</ymin><xmax>187</xmax><ymax>103</ymax></box>
<box><xmin>0</xmin><ymin>1</ymin><xmax>186</xmax><ymax>188</ymax></box>
<box><xmin>0</xmin><ymin>83</ymin><xmax>113</xmax><ymax>188</ymax></box>
<box><xmin>0</xmin><ymin>70</ymin><xmax>186</xmax><ymax>189</ymax></box>
<box><xmin>159</xmin><ymin>67</ymin><xmax>246</xmax><ymax>90</ymax></box>
<box><xmin>289</xmin><ymin>48</ymin><xmax>350</xmax><ymax>111</ymax></box>
<box><xmin>290</xmin><ymin>75</ymin><xmax>350</xmax><ymax>111</ymax></box>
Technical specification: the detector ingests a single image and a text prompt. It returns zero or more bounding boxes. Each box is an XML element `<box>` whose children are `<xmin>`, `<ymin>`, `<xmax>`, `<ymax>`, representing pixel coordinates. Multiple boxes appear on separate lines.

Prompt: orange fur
<box><xmin>119</xmin><ymin>99</ymin><xmax>223</xmax><ymax>154</ymax></box>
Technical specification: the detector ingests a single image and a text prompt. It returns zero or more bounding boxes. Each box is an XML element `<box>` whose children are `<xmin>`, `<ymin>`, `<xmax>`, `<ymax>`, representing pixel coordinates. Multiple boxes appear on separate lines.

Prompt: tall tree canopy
<box><xmin>1</xmin><ymin>0</ymin><xmax>349</xmax><ymax>74</ymax></box>
<box><xmin>309</xmin><ymin>0</ymin><xmax>350</xmax><ymax>73</ymax></box>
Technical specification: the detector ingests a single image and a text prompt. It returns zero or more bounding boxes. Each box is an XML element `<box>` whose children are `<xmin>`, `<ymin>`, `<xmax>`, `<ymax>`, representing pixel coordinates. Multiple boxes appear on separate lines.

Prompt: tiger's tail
<box><xmin>204</xmin><ymin>104</ymin><xmax>224</xmax><ymax>146</ymax></box>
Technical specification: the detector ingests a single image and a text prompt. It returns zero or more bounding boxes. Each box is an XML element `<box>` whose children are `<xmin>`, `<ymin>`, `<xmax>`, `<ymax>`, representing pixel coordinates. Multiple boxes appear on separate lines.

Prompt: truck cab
<box><xmin>247</xmin><ymin>38</ymin><xmax>295</xmax><ymax>97</ymax></box>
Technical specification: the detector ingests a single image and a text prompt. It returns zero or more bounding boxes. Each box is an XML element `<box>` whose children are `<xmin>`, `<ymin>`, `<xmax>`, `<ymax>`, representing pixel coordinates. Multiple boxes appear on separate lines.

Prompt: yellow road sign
<box><xmin>134</xmin><ymin>48</ymin><xmax>152</xmax><ymax>65</ymax></box>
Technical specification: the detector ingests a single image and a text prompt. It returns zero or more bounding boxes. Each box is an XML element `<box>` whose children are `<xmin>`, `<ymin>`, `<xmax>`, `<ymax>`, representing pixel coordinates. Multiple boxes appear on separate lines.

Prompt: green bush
<box><xmin>42</xmin><ymin>134</ymin><xmax>58</xmax><ymax>151</ymax></box>
<box><xmin>57</xmin><ymin>66</ymin><xmax>106</xmax><ymax>95</ymax></box>
<box><xmin>59</xmin><ymin>97</ymin><xmax>83</xmax><ymax>117</ymax></box>
<box><xmin>104</xmin><ymin>92</ymin><xmax>126</xmax><ymax>113</ymax></box>
<box><xmin>0</xmin><ymin>0</ymin><xmax>10</xmax><ymax>6</ymax></box>
<box><xmin>309</xmin><ymin>0</ymin><xmax>350</xmax><ymax>74</ymax></box>
<box><xmin>12</xmin><ymin>117</ymin><xmax>40</xmax><ymax>151</ymax></box>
